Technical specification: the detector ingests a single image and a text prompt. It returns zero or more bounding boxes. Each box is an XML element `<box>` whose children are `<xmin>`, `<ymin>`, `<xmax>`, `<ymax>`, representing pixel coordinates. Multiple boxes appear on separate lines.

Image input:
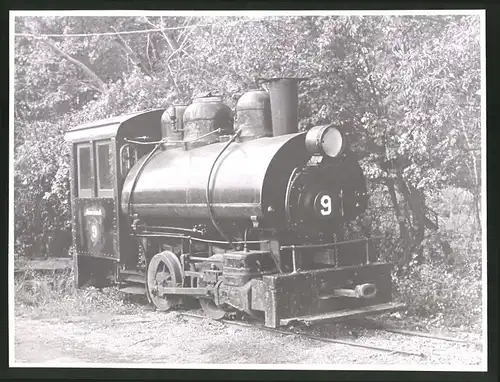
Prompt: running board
<box><xmin>280</xmin><ymin>302</ymin><xmax>406</xmax><ymax>326</ymax></box>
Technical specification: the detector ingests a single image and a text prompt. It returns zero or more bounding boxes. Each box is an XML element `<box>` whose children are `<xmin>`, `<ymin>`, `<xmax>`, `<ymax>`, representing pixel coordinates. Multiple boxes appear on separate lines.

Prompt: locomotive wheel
<box><xmin>197</xmin><ymin>279</ymin><xmax>228</xmax><ymax>320</ymax></box>
<box><xmin>199</xmin><ymin>298</ymin><xmax>228</xmax><ymax>320</ymax></box>
<box><xmin>147</xmin><ymin>251</ymin><xmax>183</xmax><ymax>312</ymax></box>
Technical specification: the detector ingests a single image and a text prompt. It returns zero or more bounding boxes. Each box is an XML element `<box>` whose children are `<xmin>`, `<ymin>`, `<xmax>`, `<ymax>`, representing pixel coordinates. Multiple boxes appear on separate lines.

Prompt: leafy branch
<box><xmin>36</xmin><ymin>37</ymin><xmax>108</xmax><ymax>94</ymax></box>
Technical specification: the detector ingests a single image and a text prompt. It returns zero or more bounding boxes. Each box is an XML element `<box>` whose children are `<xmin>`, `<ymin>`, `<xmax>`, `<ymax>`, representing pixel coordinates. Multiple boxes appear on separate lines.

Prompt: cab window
<box><xmin>77</xmin><ymin>143</ymin><xmax>94</xmax><ymax>198</ymax></box>
<box><xmin>96</xmin><ymin>140</ymin><xmax>114</xmax><ymax>197</ymax></box>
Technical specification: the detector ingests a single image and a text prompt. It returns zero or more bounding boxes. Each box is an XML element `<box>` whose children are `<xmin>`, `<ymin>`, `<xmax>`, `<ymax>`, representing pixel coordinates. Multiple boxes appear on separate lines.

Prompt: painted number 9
<box><xmin>91</xmin><ymin>224</ymin><xmax>98</xmax><ymax>239</ymax></box>
<box><xmin>320</xmin><ymin>194</ymin><xmax>332</xmax><ymax>216</ymax></box>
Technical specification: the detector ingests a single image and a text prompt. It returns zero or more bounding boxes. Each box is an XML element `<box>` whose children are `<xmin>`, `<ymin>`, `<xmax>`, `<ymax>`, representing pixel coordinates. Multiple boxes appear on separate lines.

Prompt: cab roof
<box><xmin>64</xmin><ymin>109</ymin><xmax>165</xmax><ymax>143</ymax></box>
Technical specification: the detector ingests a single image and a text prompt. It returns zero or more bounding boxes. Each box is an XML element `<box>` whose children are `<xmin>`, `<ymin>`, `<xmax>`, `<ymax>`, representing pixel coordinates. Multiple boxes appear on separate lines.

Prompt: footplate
<box><xmin>280</xmin><ymin>302</ymin><xmax>406</xmax><ymax>326</ymax></box>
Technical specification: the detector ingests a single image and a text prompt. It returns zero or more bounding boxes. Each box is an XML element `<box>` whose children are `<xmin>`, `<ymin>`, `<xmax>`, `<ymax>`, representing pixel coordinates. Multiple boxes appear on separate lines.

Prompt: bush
<box><xmin>14</xmin><ymin>268</ymin><xmax>145</xmax><ymax>319</ymax></box>
<box><xmin>381</xmin><ymin>187</ymin><xmax>483</xmax><ymax>331</ymax></box>
<box><xmin>14</xmin><ymin>119</ymin><xmax>72</xmax><ymax>258</ymax></box>
<box><xmin>394</xmin><ymin>259</ymin><xmax>482</xmax><ymax>327</ymax></box>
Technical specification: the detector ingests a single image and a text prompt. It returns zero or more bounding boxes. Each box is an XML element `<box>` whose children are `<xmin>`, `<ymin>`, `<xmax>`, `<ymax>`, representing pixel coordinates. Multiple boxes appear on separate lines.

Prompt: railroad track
<box><xmin>178</xmin><ymin>311</ymin><xmax>482</xmax><ymax>359</ymax></box>
<box><xmin>349</xmin><ymin>317</ymin><xmax>483</xmax><ymax>346</ymax></box>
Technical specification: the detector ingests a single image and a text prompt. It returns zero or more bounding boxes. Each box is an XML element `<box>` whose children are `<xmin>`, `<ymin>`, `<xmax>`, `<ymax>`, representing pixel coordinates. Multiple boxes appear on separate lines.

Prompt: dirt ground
<box><xmin>13</xmin><ymin>309</ymin><xmax>486</xmax><ymax>369</ymax></box>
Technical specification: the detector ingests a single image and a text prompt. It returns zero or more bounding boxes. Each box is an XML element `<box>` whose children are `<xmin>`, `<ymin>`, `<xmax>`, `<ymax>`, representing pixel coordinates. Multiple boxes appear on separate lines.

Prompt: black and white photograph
<box><xmin>9</xmin><ymin>10</ymin><xmax>486</xmax><ymax>371</ymax></box>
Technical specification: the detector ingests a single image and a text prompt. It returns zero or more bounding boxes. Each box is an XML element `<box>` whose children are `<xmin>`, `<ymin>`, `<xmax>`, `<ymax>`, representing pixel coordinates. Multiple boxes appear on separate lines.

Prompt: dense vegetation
<box><xmin>13</xmin><ymin>14</ymin><xmax>482</xmax><ymax>330</ymax></box>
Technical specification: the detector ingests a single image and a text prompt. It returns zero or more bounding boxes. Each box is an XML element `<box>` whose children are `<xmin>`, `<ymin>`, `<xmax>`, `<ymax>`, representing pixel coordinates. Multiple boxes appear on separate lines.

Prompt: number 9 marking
<box><xmin>91</xmin><ymin>224</ymin><xmax>98</xmax><ymax>240</ymax></box>
<box><xmin>320</xmin><ymin>194</ymin><xmax>332</xmax><ymax>216</ymax></box>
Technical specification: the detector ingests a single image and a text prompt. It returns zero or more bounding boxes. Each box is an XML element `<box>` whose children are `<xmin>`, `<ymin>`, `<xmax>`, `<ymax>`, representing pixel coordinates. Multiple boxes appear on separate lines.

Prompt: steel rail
<box><xmin>380</xmin><ymin>327</ymin><xmax>482</xmax><ymax>346</ymax></box>
<box><xmin>179</xmin><ymin>312</ymin><xmax>425</xmax><ymax>358</ymax></box>
<box><xmin>353</xmin><ymin>318</ymin><xmax>482</xmax><ymax>346</ymax></box>
<box><xmin>342</xmin><ymin>317</ymin><xmax>482</xmax><ymax>347</ymax></box>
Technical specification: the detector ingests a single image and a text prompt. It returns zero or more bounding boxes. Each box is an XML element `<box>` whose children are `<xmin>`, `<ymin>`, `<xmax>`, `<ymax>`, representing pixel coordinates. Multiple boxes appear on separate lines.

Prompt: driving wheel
<box><xmin>198</xmin><ymin>279</ymin><xmax>228</xmax><ymax>320</ymax></box>
<box><xmin>146</xmin><ymin>251</ymin><xmax>183</xmax><ymax>311</ymax></box>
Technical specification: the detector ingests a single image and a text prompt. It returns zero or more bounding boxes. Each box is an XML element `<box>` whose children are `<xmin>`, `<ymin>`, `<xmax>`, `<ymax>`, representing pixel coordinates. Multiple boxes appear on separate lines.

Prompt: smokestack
<box><xmin>257</xmin><ymin>77</ymin><xmax>307</xmax><ymax>136</ymax></box>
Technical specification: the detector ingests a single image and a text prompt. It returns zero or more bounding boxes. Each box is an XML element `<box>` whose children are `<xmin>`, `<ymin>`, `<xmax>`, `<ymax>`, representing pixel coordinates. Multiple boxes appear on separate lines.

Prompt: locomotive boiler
<box><xmin>64</xmin><ymin>77</ymin><xmax>404</xmax><ymax>327</ymax></box>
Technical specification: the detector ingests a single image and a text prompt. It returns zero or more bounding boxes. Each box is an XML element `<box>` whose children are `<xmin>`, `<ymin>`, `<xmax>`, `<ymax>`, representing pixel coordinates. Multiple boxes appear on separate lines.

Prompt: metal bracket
<box><xmin>131</xmin><ymin>214</ymin><xmax>140</xmax><ymax>230</ymax></box>
<box><xmin>250</xmin><ymin>216</ymin><xmax>259</xmax><ymax>228</ymax></box>
<box><xmin>307</xmin><ymin>155</ymin><xmax>324</xmax><ymax>166</ymax></box>
<box><xmin>291</xmin><ymin>245</ymin><xmax>300</xmax><ymax>274</ymax></box>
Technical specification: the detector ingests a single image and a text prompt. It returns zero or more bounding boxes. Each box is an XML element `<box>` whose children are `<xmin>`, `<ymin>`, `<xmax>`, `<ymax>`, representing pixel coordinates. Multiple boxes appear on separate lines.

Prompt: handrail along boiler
<box><xmin>64</xmin><ymin>77</ymin><xmax>404</xmax><ymax>327</ymax></box>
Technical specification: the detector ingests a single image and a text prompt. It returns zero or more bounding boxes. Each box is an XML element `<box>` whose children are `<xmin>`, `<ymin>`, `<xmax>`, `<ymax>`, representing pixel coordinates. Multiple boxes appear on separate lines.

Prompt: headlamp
<box><xmin>305</xmin><ymin>124</ymin><xmax>345</xmax><ymax>158</ymax></box>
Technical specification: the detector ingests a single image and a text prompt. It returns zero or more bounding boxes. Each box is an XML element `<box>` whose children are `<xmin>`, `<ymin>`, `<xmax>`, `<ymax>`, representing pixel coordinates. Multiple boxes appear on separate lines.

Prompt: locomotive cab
<box><xmin>64</xmin><ymin>109</ymin><xmax>165</xmax><ymax>287</ymax></box>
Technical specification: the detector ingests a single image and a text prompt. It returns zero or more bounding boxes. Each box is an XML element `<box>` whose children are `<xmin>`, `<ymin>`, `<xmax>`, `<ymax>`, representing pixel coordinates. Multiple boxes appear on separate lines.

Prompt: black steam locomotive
<box><xmin>64</xmin><ymin>77</ymin><xmax>403</xmax><ymax>327</ymax></box>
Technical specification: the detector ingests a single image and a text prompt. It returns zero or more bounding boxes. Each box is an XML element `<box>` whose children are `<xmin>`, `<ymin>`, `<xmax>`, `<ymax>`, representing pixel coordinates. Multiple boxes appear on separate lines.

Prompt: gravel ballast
<box><xmin>13</xmin><ymin>310</ymin><xmax>485</xmax><ymax>369</ymax></box>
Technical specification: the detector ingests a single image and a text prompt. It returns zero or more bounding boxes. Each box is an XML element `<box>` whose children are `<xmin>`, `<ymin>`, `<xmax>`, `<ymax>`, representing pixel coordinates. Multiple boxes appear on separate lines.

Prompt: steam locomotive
<box><xmin>64</xmin><ymin>77</ymin><xmax>403</xmax><ymax>327</ymax></box>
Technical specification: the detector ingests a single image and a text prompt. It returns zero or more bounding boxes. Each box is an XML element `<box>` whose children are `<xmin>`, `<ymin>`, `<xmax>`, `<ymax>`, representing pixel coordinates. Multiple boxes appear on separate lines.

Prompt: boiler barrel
<box><xmin>121</xmin><ymin>133</ymin><xmax>309</xmax><ymax>222</ymax></box>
